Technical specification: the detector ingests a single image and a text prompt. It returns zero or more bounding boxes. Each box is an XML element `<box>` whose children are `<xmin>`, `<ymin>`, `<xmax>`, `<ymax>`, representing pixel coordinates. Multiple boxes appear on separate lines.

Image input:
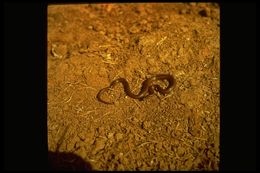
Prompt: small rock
<box><xmin>115</xmin><ymin>133</ymin><xmax>123</xmax><ymax>141</ymax></box>
<box><xmin>84</xmin><ymin>130</ymin><xmax>95</xmax><ymax>145</ymax></box>
<box><xmin>117</xmin><ymin>164</ymin><xmax>125</xmax><ymax>171</ymax></box>
<box><xmin>107</xmin><ymin>132</ymin><xmax>114</xmax><ymax>139</ymax></box>
<box><xmin>177</xmin><ymin>46</ymin><xmax>184</xmax><ymax>56</ymax></box>
<box><xmin>97</xmin><ymin>127</ymin><xmax>105</xmax><ymax>135</ymax></box>
<box><xmin>142</xmin><ymin>121</ymin><xmax>151</xmax><ymax>130</ymax></box>
<box><xmin>183</xmin><ymin>80</ymin><xmax>191</xmax><ymax>88</ymax></box>
<box><xmin>129</xmin><ymin>24</ymin><xmax>140</xmax><ymax>34</ymax></box>
<box><xmin>177</xmin><ymin>146</ymin><xmax>186</xmax><ymax>156</ymax></box>
<box><xmin>88</xmin><ymin>25</ymin><xmax>93</xmax><ymax>30</ymax></box>
<box><xmin>98</xmin><ymin>67</ymin><xmax>108</xmax><ymax>78</ymax></box>
<box><xmin>119</xmin><ymin>122</ymin><xmax>126</xmax><ymax>128</ymax></box>
<box><xmin>131</xmin><ymin>117</ymin><xmax>139</xmax><ymax>124</ymax></box>
<box><xmin>74</xmin><ymin>147</ymin><xmax>86</xmax><ymax>159</ymax></box>
<box><xmin>66</xmin><ymin>137</ymin><xmax>77</xmax><ymax>151</ymax></box>
<box><xmin>146</xmin><ymin>58</ymin><xmax>155</xmax><ymax>66</ymax></box>
<box><xmin>92</xmin><ymin>137</ymin><xmax>107</xmax><ymax>154</ymax></box>
<box><xmin>77</xmin><ymin>131</ymin><xmax>87</xmax><ymax>141</ymax></box>
<box><xmin>75</xmin><ymin>140</ymin><xmax>86</xmax><ymax>149</ymax></box>
<box><xmin>155</xmin><ymin>142</ymin><xmax>163</xmax><ymax>151</ymax></box>
<box><xmin>51</xmin><ymin>43</ymin><xmax>68</xmax><ymax>59</ymax></box>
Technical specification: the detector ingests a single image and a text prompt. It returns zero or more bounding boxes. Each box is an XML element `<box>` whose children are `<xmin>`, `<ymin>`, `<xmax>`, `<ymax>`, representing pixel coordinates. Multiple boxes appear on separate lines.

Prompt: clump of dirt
<box><xmin>48</xmin><ymin>3</ymin><xmax>220</xmax><ymax>171</ymax></box>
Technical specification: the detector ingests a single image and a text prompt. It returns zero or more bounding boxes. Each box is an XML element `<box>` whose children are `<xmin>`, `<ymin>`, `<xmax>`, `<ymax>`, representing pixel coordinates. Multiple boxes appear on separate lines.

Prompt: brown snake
<box><xmin>97</xmin><ymin>74</ymin><xmax>175</xmax><ymax>104</ymax></box>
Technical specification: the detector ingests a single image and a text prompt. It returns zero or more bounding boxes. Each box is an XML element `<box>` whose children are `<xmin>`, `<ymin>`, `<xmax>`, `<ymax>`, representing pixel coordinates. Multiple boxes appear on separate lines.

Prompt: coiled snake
<box><xmin>97</xmin><ymin>74</ymin><xmax>175</xmax><ymax>104</ymax></box>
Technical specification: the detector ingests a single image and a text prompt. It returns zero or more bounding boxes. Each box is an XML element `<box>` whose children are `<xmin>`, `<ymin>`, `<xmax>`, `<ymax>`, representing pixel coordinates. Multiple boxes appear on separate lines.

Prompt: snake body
<box><xmin>97</xmin><ymin>74</ymin><xmax>175</xmax><ymax>104</ymax></box>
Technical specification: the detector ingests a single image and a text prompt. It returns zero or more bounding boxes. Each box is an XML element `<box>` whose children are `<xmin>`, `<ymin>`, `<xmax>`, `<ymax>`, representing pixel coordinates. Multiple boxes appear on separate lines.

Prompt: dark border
<box><xmin>4</xmin><ymin>2</ymin><xmax>256</xmax><ymax>171</ymax></box>
<box><xmin>4</xmin><ymin>2</ymin><xmax>48</xmax><ymax>171</ymax></box>
<box><xmin>220</xmin><ymin>2</ymin><xmax>256</xmax><ymax>171</ymax></box>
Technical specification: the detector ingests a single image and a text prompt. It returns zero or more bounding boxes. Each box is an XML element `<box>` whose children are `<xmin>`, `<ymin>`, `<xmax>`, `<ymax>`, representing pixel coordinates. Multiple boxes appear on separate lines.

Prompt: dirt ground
<box><xmin>47</xmin><ymin>3</ymin><xmax>220</xmax><ymax>171</ymax></box>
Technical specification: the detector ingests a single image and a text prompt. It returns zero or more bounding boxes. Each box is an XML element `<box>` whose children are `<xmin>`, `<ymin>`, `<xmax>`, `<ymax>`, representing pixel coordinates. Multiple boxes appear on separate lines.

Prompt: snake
<box><xmin>97</xmin><ymin>74</ymin><xmax>175</xmax><ymax>104</ymax></box>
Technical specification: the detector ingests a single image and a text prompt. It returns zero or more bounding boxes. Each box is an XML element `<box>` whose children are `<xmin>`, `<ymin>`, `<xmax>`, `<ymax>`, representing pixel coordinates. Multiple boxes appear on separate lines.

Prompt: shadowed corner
<box><xmin>48</xmin><ymin>151</ymin><xmax>92</xmax><ymax>171</ymax></box>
